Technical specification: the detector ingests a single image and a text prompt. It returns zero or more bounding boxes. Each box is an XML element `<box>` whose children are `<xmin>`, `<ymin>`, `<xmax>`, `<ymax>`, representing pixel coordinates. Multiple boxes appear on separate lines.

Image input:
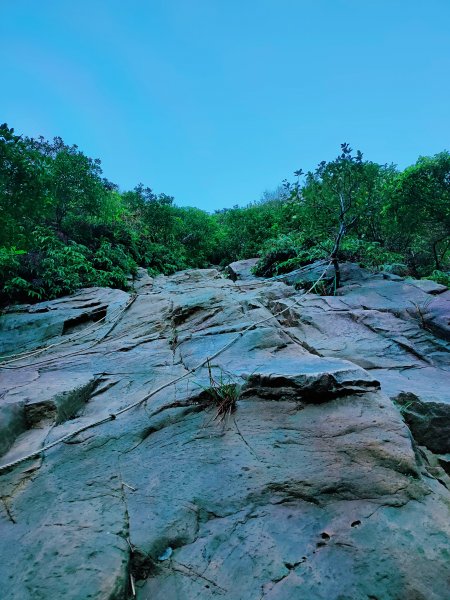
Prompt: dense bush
<box><xmin>252</xmin><ymin>234</ymin><xmax>326</xmax><ymax>277</ymax></box>
<box><xmin>253</xmin><ymin>146</ymin><xmax>448</xmax><ymax>285</ymax></box>
<box><xmin>253</xmin><ymin>237</ymin><xmax>405</xmax><ymax>279</ymax></box>
<box><xmin>0</xmin><ymin>230</ymin><xmax>139</xmax><ymax>301</ymax></box>
<box><xmin>1</xmin><ymin>124</ymin><xmax>448</xmax><ymax>304</ymax></box>
<box><xmin>425</xmin><ymin>270</ymin><xmax>450</xmax><ymax>287</ymax></box>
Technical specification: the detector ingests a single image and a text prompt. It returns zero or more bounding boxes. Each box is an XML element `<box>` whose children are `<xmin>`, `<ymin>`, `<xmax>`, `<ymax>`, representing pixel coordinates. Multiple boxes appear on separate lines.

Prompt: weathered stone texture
<box><xmin>0</xmin><ymin>264</ymin><xmax>449</xmax><ymax>599</ymax></box>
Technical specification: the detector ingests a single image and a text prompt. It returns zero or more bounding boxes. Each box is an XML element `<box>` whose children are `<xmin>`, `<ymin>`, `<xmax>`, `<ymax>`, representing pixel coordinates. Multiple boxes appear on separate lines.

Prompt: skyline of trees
<box><xmin>1</xmin><ymin>123</ymin><xmax>449</xmax><ymax>302</ymax></box>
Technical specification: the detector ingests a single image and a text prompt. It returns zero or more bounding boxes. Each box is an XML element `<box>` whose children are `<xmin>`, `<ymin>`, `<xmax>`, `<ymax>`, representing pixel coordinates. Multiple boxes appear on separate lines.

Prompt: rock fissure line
<box><xmin>0</xmin><ymin>294</ymin><xmax>138</xmax><ymax>370</ymax></box>
<box><xmin>1</xmin><ymin>263</ymin><xmax>450</xmax><ymax>599</ymax></box>
<box><xmin>0</xmin><ymin>294</ymin><xmax>136</xmax><ymax>367</ymax></box>
<box><xmin>0</xmin><ymin>264</ymin><xmax>332</xmax><ymax>475</ymax></box>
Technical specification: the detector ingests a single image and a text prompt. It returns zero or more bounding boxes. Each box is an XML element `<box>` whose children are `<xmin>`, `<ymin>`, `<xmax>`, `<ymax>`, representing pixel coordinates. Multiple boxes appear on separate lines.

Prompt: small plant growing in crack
<box><xmin>169</xmin><ymin>325</ymin><xmax>179</xmax><ymax>351</ymax></box>
<box><xmin>294</xmin><ymin>277</ymin><xmax>335</xmax><ymax>296</ymax></box>
<box><xmin>196</xmin><ymin>359</ymin><xmax>241</xmax><ymax>423</ymax></box>
<box><xmin>393</xmin><ymin>398</ymin><xmax>415</xmax><ymax>416</ymax></box>
<box><xmin>410</xmin><ymin>297</ymin><xmax>433</xmax><ymax>331</ymax></box>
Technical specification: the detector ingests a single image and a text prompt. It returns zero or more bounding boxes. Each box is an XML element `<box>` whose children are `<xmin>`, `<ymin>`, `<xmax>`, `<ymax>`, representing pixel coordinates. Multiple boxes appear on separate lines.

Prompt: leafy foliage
<box><xmin>425</xmin><ymin>270</ymin><xmax>450</xmax><ymax>287</ymax></box>
<box><xmin>0</xmin><ymin>123</ymin><xmax>448</xmax><ymax>304</ymax></box>
<box><xmin>254</xmin><ymin>147</ymin><xmax>449</xmax><ymax>286</ymax></box>
<box><xmin>386</xmin><ymin>152</ymin><xmax>450</xmax><ymax>274</ymax></box>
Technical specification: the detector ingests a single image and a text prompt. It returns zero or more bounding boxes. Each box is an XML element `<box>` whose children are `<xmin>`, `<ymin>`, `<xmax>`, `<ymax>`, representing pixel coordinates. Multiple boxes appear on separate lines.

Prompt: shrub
<box><xmin>424</xmin><ymin>270</ymin><xmax>450</xmax><ymax>287</ymax></box>
<box><xmin>142</xmin><ymin>243</ymin><xmax>187</xmax><ymax>276</ymax></box>
<box><xmin>252</xmin><ymin>234</ymin><xmax>409</xmax><ymax>280</ymax></box>
<box><xmin>0</xmin><ymin>247</ymin><xmax>25</xmax><ymax>280</ymax></box>
<box><xmin>337</xmin><ymin>239</ymin><xmax>404</xmax><ymax>269</ymax></box>
<box><xmin>253</xmin><ymin>234</ymin><xmax>303</xmax><ymax>277</ymax></box>
<box><xmin>0</xmin><ymin>231</ymin><xmax>138</xmax><ymax>303</ymax></box>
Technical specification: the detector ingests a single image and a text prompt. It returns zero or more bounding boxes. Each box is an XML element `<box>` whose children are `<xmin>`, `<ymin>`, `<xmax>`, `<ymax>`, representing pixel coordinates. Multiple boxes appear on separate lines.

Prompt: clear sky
<box><xmin>1</xmin><ymin>1</ymin><xmax>449</xmax><ymax>210</ymax></box>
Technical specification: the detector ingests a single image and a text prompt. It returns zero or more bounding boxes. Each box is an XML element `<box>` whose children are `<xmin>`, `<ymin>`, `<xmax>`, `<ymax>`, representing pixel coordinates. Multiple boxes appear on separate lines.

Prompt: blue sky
<box><xmin>1</xmin><ymin>1</ymin><xmax>449</xmax><ymax>210</ymax></box>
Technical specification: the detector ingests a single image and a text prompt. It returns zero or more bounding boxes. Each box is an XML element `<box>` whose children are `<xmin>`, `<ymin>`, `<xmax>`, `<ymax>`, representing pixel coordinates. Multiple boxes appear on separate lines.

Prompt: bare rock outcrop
<box><xmin>226</xmin><ymin>258</ymin><xmax>259</xmax><ymax>281</ymax></box>
<box><xmin>0</xmin><ymin>265</ymin><xmax>449</xmax><ymax>600</ymax></box>
<box><xmin>268</xmin><ymin>262</ymin><xmax>450</xmax><ymax>454</ymax></box>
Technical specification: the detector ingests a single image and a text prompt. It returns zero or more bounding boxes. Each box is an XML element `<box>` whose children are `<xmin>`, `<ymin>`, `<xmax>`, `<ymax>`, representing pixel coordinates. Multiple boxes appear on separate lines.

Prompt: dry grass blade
<box><xmin>204</xmin><ymin>360</ymin><xmax>240</xmax><ymax>423</ymax></box>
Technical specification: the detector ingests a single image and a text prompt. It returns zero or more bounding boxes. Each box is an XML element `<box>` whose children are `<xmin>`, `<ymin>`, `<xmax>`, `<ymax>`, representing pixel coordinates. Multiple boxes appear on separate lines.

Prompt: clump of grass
<box><xmin>198</xmin><ymin>360</ymin><xmax>241</xmax><ymax>423</ymax></box>
<box><xmin>410</xmin><ymin>297</ymin><xmax>433</xmax><ymax>331</ymax></box>
<box><xmin>294</xmin><ymin>277</ymin><xmax>335</xmax><ymax>296</ymax></box>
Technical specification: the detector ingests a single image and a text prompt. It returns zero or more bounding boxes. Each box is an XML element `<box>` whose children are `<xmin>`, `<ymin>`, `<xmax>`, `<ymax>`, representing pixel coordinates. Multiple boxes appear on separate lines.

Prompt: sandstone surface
<box><xmin>0</xmin><ymin>264</ymin><xmax>449</xmax><ymax>600</ymax></box>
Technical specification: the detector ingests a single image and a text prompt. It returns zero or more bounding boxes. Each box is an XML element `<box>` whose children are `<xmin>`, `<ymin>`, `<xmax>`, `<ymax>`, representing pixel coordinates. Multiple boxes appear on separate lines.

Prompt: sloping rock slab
<box><xmin>266</xmin><ymin>266</ymin><xmax>450</xmax><ymax>454</ymax></box>
<box><xmin>0</xmin><ymin>268</ymin><xmax>449</xmax><ymax>600</ymax></box>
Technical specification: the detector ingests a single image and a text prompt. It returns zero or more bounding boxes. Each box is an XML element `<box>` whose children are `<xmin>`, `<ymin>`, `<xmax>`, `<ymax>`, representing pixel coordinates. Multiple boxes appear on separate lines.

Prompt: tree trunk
<box><xmin>432</xmin><ymin>241</ymin><xmax>441</xmax><ymax>271</ymax></box>
<box><xmin>331</xmin><ymin>255</ymin><xmax>341</xmax><ymax>289</ymax></box>
<box><xmin>330</xmin><ymin>223</ymin><xmax>346</xmax><ymax>290</ymax></box>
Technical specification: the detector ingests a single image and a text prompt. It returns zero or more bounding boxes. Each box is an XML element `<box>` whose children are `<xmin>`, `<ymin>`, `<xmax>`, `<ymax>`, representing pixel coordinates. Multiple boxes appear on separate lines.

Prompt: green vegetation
<box><xmin>197</xmin><ymin>360</ymin><xmax>241</xmax><ymax>423</ymax></box>
<box><xmin>1</xmin><ymin>124</ymin><xmax>448</xmax><ymax>303</ymax></box>
<box><xmin>253</xmin><ymin>144</ymin><xmax>449</xmax><ymax>286</ymax></box>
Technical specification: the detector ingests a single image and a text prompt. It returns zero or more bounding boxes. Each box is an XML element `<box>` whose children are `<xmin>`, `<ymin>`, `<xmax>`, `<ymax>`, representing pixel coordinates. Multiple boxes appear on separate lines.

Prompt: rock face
<box><xmin>0</xmin><ymin>265</ymin><xmax>449</xmax><ymax>600</ymax></box>
<box><xmin>226</xmin><ymin>258</ymin><xmax>259</xmax><ymax>281</ymax></box>
<box><xmin>271</xmin><ymin>262</ymin><xmax>450</xmax><ymax>454</ymax></box>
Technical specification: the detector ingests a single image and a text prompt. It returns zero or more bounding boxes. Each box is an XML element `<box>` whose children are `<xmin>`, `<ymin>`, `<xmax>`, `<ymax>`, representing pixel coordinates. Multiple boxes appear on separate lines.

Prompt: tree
<box><xmin>122</xmin><ymin>184</ymin><xmax>176</xmax><ymax>245</ymax></box>
<box><xmin>175</xmin><ymin>207</ymin><xmax>220</xmax><ymax>266</ymax></box>
<box><xmin>213</xmin><ymin>197</ymin><xmax>285</xmax><ymax>264</ymax></box>
<box><xmin>0</xmin><ymin>124</ymin><xmax>49</xmax><ymax>247</ymax></box>
<box><xmin>299</xmin><ymin>144</ymin><xmax>371</xmax><ymax>287</ymax></box>
<box><xmin>30</xmin><ymin>138</ymin><xmax>108</xmax><ymax>233</ymax></box>
<box><xmin>387</xmin><ymin>152</ymin><xmax>450</xmax><ymax>272</ymax></box>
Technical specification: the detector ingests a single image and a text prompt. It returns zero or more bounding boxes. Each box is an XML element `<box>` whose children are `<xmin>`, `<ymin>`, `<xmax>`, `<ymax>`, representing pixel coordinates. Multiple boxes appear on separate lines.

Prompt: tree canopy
<box><xmin>1</xmin><ymin>123</ymin><xmax>449</xmax><ymax>303</ymax></box>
